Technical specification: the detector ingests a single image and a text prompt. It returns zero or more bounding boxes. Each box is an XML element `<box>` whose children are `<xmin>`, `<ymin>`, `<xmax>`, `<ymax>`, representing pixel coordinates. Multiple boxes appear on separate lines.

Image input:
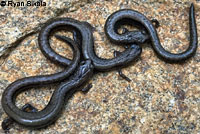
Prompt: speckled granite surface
<box><xmin>0</xmin><ymin>0</ymin><xmax>200</xmax><ymax>133</ymax></box>
<box><xmin>0</xmin><ymin>0</ymin><xmax>90</xmax><ymax>58</ymax></box>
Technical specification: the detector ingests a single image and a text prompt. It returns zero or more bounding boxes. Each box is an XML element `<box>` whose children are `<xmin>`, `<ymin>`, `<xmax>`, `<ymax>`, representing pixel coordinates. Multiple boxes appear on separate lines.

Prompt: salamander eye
<box><xmin>80</xmin><ymin>61</ymin><xmax>86</xmax><ymax>65</ymax></box>
<box><xmin>141</xmin><ymin>30</ymin><xmax>146</xmax><ymax>35</ymax></box>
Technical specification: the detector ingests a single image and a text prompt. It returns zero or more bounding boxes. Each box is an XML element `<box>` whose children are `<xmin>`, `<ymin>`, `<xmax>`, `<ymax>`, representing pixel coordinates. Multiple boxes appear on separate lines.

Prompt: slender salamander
<box><xmin>104</xmin><ymin>3</ymin><xmax>198</xmax><ymax>62</ymax></box>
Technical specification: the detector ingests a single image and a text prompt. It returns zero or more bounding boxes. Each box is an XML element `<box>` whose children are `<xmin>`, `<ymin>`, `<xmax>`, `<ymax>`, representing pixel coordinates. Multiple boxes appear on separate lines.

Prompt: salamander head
<box><xmin>76</xmin><ymin>60</ymin><xmax>94</xmax><ymax>79</ymax></box>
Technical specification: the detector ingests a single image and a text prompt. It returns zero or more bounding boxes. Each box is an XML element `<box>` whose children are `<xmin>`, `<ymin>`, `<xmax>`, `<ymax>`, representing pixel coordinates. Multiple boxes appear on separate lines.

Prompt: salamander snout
<box><xmin>130</xmin><ymin>44</ymin><xmax>142</xmax><ymax>52</ymax></box>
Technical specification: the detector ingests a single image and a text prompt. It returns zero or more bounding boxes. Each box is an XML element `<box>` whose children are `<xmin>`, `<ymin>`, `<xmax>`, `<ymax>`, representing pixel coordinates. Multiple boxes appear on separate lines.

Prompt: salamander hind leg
<box><xmin>2</xmin><ymin>117</ymin><xmax>14</xmax><ymax>133</ymax></box>
<box><xmin>114</xmin><ymin>50</ymin><xmax>131</xmax><ymax>82</ymax></box>
<box><xmin>151</xmin><ymin>19</ymin><xmax>160</xmax><ymax>28</ymax></box>
<box><xmin>1</xmin><ymin>103</ymin><xmax>38</xmax><ymax>133</ymax></box>
<box><xmin>21</xmin><ymin>103</ymin><xmax>38</xmax><ymax>113</ymax></box>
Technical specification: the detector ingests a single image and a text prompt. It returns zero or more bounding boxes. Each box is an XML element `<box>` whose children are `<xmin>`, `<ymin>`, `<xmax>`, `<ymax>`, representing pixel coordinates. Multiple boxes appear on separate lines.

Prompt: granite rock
<box><xmin>0</xmin><ymin>0</ymin><xmax>200</xmax><ymax>133</ymax></box>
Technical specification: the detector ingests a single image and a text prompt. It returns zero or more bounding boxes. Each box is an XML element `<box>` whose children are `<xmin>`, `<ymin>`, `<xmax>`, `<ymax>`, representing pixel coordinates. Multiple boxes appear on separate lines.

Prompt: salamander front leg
<box><xmin>81</xmin><ymin>83</ymin><xmax>93</xmax><ymax>93</ymax></box>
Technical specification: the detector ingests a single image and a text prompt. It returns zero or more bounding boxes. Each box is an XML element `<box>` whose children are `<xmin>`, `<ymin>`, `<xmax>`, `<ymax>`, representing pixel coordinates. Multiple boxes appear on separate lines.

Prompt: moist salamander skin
<box><xmin>104</xmin><ymin>3</ymin><xmax>198</xmax><ymax>63</ymax></box>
